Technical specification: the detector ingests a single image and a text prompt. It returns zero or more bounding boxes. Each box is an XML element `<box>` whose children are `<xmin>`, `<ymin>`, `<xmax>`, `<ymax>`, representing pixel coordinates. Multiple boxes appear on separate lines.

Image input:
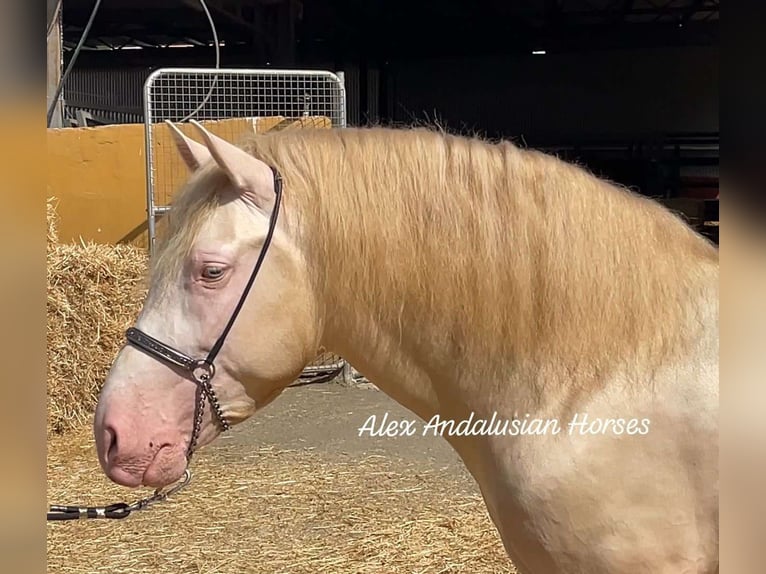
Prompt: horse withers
<box><xmin>94</xmin><ymin>123</ymin><xmax>718</xmax><ymax>573</ymax></box>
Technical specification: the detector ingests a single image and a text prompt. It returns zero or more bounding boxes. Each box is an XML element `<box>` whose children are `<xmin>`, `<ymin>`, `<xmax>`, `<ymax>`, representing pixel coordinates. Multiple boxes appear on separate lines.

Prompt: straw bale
<box><xmin>47</xmin><ymin>199</ymin><xmax>148</xmax><ymax>435</ymax></box>
<box><xmin>47</xmin><ymin>197</ymin><xmax>59</xmax><ymax>244</ymax></box>
<box><xmin>47</xmin><ymin>426</ymin><xmax>516</xmax><ymax>573</ymax></box>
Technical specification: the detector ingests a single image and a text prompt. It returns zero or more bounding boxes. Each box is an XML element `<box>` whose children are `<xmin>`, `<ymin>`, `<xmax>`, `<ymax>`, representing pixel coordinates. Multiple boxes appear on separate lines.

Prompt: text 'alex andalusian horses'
<box><xmin>94</xmin><ymin>123</ymin><xmax>719</xmax><ymax>573</ymax></box>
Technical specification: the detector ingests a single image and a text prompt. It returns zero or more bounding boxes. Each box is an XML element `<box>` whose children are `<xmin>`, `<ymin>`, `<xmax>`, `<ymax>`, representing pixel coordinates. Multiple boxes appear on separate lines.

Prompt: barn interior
<box><xmin>44</xmin><ymin>6</ymin><xmax>723</xmax><ymax>571</ymax></box>
<box><xmin>49</xmin><ymin>0</ymin><xmax>719</xmax><ymax>241</ymax></box>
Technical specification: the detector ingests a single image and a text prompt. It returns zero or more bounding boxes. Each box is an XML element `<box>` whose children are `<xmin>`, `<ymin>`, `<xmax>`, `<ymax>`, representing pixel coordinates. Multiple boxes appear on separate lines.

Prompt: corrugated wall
<box><xmin>63</xmin><ymin>67</ymin><xmax>153</xmax><ymax>123</ymax></box>
<box><xmin>342</xmin><ymin>65</ymin><xmax>360</xmax><ymax>126</ymax></box>
<box><xmin>367</xmin><ymin>68</ymin><xmax>380</xmax><ymax>124</ymax></box>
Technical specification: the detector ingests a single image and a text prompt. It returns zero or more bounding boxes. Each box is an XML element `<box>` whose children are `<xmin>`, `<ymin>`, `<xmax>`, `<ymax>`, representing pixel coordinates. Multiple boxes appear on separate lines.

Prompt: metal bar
<box><xmin>300</xmin><ymin>364</ymin><xmax>346</xmax><ymax>375</ymax></box>
<box><xmin>47</xmin><ymin>0</ymin><xmax>64</xmax><ymax>128</ymax></box>
<box><xmin>143</xmin><ymin>69</ymin><xmax>160</xmax><ymax>257</ymax></box>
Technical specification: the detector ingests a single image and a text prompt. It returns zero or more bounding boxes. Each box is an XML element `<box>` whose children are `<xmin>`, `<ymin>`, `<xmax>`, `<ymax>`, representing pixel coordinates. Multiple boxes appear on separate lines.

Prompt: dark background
<box><xmin>51</xmin><ymin>0</ymin><xmax>719</xmax><ymax>228</ymax></box>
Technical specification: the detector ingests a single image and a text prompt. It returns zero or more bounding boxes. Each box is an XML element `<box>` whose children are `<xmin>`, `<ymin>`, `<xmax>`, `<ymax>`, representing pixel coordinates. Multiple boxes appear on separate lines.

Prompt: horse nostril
<box><xmin>104</xmin><ymin>425</ymin><xmax>118</xmax><ymax>463</ymax></box>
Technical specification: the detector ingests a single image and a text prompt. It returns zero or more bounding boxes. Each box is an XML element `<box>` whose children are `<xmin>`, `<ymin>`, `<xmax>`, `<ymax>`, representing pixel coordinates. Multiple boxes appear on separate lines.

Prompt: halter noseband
<box><xmin>125</xmin><ymin>166</ymin><xmax>283</xmax><ymax>460</ymax></box>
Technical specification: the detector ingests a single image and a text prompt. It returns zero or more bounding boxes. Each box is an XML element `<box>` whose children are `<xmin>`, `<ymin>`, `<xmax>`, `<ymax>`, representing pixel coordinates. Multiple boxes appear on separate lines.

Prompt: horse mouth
<box><xmin>106</xmin><ymin>466</ymin><xmax>145</xmax><ymax>489</ymax></box>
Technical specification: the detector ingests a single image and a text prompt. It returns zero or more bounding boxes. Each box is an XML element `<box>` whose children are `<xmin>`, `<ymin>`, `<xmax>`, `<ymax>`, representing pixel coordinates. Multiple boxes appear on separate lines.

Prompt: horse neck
<box><xmin>294</xmin><ymin>140</ymin><xmax>718</xmax><ymax>419</ymax></box>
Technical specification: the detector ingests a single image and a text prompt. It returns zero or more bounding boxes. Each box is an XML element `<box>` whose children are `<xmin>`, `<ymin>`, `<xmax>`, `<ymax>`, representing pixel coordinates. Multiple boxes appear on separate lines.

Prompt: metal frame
<box><xmin>142</xmin><ymin>67</ymin><xmax>349</xmax><ymax>383</ymax></box>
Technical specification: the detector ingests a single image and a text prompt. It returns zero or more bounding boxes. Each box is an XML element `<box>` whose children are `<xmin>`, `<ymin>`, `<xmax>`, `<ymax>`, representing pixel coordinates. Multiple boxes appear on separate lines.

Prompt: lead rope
<box><xmin>47</xmin><ymin>469</ymin><xmax>193</xmax><ymax>520</ymax></box>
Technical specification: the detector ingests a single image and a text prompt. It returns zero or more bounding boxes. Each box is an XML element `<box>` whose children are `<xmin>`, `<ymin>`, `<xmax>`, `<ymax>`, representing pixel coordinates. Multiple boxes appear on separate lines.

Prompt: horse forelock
<box><xmin>147</xmin><ymin>166</ymin><xmax>230</xmax><ymax>301</ymax></box>
<box><xmin>156</xmin><ymin>126</ymin><xmax>719</xmax><ymax>388</ymax></box>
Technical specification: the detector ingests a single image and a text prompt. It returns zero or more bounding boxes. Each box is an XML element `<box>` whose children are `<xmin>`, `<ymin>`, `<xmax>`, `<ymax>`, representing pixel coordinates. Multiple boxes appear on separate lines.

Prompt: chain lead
<box><xmin>127</xmin><ymin>468</ymin><xmax>193</xmax><ymax>512</ymax></box>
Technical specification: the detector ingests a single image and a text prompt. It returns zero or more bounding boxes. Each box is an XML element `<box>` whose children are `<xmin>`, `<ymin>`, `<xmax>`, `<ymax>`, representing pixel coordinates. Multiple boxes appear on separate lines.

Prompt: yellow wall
<box><xmin>47</xmin><ymin>116</ymin><xmax>330</xmax><ymax>246</ymax></box>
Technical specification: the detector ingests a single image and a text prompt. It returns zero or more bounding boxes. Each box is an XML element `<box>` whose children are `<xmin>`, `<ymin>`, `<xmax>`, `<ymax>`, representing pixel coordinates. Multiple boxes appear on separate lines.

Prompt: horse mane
<box><xmin>165</xmin><ymin>126</ymin><xmax>719</xmax><ymax>387</ymax></box>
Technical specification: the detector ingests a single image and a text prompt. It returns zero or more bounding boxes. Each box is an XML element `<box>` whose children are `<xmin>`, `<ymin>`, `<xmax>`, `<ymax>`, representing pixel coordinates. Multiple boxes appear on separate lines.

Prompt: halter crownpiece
<box><xmin>125</xmin><ymin>165</ymin><xmax>283</xmax><ymax>459</ymax></box>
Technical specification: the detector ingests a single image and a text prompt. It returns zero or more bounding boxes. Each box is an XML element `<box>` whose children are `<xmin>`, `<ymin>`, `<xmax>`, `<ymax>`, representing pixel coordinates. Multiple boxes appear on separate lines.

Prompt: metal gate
<box><xmin>143</xmin><ymin>67</ymin><xmax>346</xmax><ymax>254</ymax></box>
<box><xmin>142</xmin><ymin>67</ymin><xmax>349</xmax><ymax>384</ymax></box>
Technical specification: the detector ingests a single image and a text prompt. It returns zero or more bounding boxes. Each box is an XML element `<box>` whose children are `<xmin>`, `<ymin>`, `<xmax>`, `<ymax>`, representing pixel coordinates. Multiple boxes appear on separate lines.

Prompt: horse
<box><xmin>93</xmin><ymin>121</ymin><xmax>719</xmax><ymax>573</ymax></box>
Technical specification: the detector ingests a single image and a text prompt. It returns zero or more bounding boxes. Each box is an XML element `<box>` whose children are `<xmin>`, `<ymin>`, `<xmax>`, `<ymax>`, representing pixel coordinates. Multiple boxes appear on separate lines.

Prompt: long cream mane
<box><xmin>161</xmin><ymin>126</ymin><xmax>719</xmax><ymax>392</ymax></box>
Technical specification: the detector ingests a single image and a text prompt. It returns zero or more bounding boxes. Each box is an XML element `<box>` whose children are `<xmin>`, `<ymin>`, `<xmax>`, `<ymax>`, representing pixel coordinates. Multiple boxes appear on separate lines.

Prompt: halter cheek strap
<box><xmin>125</xmin><ymin>167</ymin><xmax>283</xmax><ymax>459</ymax></box>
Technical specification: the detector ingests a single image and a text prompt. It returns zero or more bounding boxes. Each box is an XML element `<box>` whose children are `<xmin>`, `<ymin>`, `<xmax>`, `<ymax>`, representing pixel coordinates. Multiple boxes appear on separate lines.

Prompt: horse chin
<box><xmin>141</xmin><ymin>445</ymin><xmax>189</xmax><ymax>488</ymax></box>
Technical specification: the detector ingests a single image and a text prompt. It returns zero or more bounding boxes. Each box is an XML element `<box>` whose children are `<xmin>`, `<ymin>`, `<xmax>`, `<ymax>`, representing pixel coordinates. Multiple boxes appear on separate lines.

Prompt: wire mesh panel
<box><xmin>144</xmin><ymin>67</ymin><xmax>346</xmax><ymax>253</ymax></box>
<box><xmin>143</xmin><ymin>67</ymin><xmax>348</xmax><ymax>382</ymax></box>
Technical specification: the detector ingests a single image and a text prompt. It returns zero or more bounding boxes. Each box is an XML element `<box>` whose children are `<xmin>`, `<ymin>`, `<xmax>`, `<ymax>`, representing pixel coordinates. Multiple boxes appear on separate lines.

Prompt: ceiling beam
<box><xmin>559</xmin><ymin>4</ymin><xmax>718</xmax><ymax>20</ymax></box>
<box><xmin>681</xmin><ymin>0</ymin><xmax>708</xmax><ymax>24</ymax></box>
<box><xmin>182</xmin><ymin>36</ymin><xmax>210</xmax><ymax>46</ymax></box>
<box><xmin>183</xmin><ymin>0</ymin><xmax>266</xmax><ymax>36</ymax></box>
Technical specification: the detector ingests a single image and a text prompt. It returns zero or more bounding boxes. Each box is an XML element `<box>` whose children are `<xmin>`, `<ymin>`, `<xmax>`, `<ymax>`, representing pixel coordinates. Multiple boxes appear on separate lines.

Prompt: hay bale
<box><xmin>47</xmin><ymin>199</ymin><xmax>148</xmax><ymax>435</ymax></box>
<box><xmin>47</xmin><ymin>197</ymin><xmax>59</xmax><ymax>244</ymax></box>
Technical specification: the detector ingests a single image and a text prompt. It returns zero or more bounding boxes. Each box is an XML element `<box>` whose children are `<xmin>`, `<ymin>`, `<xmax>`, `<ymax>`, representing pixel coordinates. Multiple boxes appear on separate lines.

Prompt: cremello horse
<box><xmin>94</xmin><ymin>123</ymin><xmax>718</xmax><ymax>573</ymax></box>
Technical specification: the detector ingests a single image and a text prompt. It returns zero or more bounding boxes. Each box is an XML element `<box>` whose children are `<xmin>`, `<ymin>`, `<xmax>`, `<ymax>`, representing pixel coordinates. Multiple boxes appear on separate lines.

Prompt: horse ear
<box><xmin>189</xmin><ymin>119</ymin><xmax>274</xmax><ymax>208</ymax></box>
<box><xmin>165</xmin><ymin>120</ymin><xmax>212</xmax><ymax>171</ymax></box>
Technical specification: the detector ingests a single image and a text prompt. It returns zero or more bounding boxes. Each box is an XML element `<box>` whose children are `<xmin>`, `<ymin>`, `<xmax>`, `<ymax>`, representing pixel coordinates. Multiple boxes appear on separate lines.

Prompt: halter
<box><xmin>47</xmin><ymin>166</ymin><xmax>283</xmax><ymax>521</ymax></box>
<box><xmin>126</xmin><ymin>166</ymin><xmax>283</xmax><ymax>460</ymax></box>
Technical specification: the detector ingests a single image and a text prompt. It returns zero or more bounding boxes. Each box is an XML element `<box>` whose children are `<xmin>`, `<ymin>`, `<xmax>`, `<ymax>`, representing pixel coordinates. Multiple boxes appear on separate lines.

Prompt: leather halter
<box><xmin>125</xmin><ymin>166</ymin><xmax>283</xmax><ymax>459</ymax></box>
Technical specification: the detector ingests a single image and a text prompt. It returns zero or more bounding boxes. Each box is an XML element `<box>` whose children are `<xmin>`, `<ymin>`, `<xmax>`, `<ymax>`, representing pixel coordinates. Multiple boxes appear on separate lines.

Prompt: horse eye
<box><xmin>202</xmin><ymin>266</ymin><xmax>225</xmax><ymax>280</ymax></box>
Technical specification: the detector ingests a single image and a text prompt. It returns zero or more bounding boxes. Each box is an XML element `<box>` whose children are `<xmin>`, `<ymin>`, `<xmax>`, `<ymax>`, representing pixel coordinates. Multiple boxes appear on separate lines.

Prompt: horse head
<box><xmin>93</xmin><ymin>122</ymin><xmax>320</xmax><ymax>488</ymax></box>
